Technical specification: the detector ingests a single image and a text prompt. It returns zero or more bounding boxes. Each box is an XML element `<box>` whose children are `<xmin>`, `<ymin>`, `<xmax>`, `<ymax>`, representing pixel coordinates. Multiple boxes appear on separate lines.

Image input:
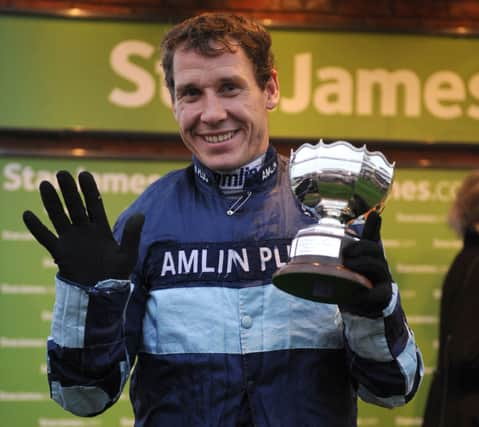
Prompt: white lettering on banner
<box><xmin>469</xmin><ymin>73</ymin><xmax>479</xmax><ymax>118</ymax></box>
<box><xmin>41</xmin><ymin>311</ymin><xmax>52</xmax><ymax>321</ymax></box>
<box><xmin>356</xmin><ymin>69</ymin><xmax>421</xmax><ymax>117</ymax></box>
<box><xmin>38</xmin><ymin>418</ymin><xmax>101</xmax><ymax>426</ymax></box>
<box><xmin>3</xmin><ymin>163</ymin><xmax>56</xmax><ymax>191</ymax></box>
<box><xmin>395</xmin><ymin>417</ymin><xmax>423</xmax><ymax>426</ymax></box>
<box><xmin>1</xmin><ymin>230</ymin><xmax>34</xmax><ymax>241</ymax></box>
<box><xmin>109</xmin><ymin>40</ymin><xmax>156</xmax><ymax>108</ymax></box>
<box><xmin>398</xmin><ymin>289</ymin><xmax>417</xmax><ymax>299</ymax></box>
<box><xmin>396</xmin><ymin>263</ymin><xmax>448</xmax><ymax>274</ymax></box>
<box><xmin>109</xmin><ymin>44</ymin><xmax>479</xmax><ymax>121</ymax></box>
<box><xmin>0</xmin><ymin>337</ymin><xmax>45</xmax><ymax>348</ymax></box>
<box><xmin>423</xmin><ymin>366</ymin><xmax>434</xmax><ymax>375</ymax></box>
<box><xmin>43</xmin><ymin>257</ymin><xmax>56</xmax><ymax>269</ymax></box>
<box><xmin>357</xmin><ymin>417</ymin><xmax>379</xmax><ymax>426</ymax></box>
<box><xmin>2</xmin><ymin>163</ymin><xmax>160</xmax><ymax>194</ymax></box>
<box><xmin>432</xmin><ymin>238</ymin><xmax>462</xmax><ymax>249</ymax></box>
<box><xmin>406</xmin><ymin>316</ymin><xmax>438</xmax><ymax>325</ymax></box>
<box><xmin>0</xmin><ymin>392</ymin><xmax>49</xmax><ymax>401</ymax></box>
<box><xmin>424</xmin><ymin>71</ymin><xmax>466</xmax><ymax>119</ymax></box>
<box><xmin>314</xmin><ymin>67</ymin><xmax>353</xmax><ymax>115</ymax></box>
<box><xmin>382</xmin><ymin>239</ymin><xmax>417</xmax><ymax>248</ymax></box>
<box><xmin>281</xmin><ymin>53</ymin><xmax>312</xmax><ymax>113</ymax></box>
<box><xmin>281</xmin><ymin>53</ymin><xmax>479</xmax><ymax>119</ymax></box>
<box><xmin>0</xmin><ymin>284</ymin><xmax>54</xmax><ymax>294</ymax></box>
<box><xmin>390</xmin><ymin>179</ymin><xmax>461</xmax><ymax>202</ymax></box>
<box><xmin>358</xmin><ymin>417</ymin><xmax>379</xmax><ymax>427</ymax></box>
<box><xmin>109</xmin><ymin>40</ymin><xmax>171</xmax><ymax>108</ymax></box>
<box><xmin>395</xmin><ymin>213</ymin><xmax>444</xmax><ymax>224</ymax></box>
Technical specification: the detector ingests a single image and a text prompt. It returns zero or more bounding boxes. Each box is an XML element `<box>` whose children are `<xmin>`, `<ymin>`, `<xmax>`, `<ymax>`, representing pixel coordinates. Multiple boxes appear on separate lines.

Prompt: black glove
<box><xmin>341</xmin><ymin>210</ymin><xmax>393</xmax><ymax>316</ymax></box>
<box><xmin>23</xmin><ymin>170</ymin><xmax>144</xmax><ymax>286</ymax></box>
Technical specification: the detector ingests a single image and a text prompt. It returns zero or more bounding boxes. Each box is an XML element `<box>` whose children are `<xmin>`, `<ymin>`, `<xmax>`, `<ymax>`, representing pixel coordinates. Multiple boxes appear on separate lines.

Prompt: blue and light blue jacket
<box><xmin>47</xmin><ymin>146</ymin><xmax>423</xmax><ymax>426</ymax></box>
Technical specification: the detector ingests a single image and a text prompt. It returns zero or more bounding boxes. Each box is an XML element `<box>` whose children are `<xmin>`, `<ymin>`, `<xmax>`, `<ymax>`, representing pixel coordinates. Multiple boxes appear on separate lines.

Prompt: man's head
<box><xmin>160</xmin><ymin>13</ymin><xmax>280</xmax><ymax>171</ymax></box>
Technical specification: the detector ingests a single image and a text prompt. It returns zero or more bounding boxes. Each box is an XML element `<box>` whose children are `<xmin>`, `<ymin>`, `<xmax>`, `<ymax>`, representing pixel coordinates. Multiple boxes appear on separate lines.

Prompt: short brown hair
<box><xmin>160</xmin><ymin>13</ymin><xmax>274</xmax><ymax>98</ymax></box>
<box><xmin>448</xmin><ymin>171</ymin><xmax>479</xmax><ymax>235</ymax></box>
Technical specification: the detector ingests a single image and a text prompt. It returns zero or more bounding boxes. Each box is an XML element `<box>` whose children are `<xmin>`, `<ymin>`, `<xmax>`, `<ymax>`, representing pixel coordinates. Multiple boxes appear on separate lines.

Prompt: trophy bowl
<box><xmin>272</xmin><ymin>140</ymin><xmax>395</xmax><ymax>304</ymax></box>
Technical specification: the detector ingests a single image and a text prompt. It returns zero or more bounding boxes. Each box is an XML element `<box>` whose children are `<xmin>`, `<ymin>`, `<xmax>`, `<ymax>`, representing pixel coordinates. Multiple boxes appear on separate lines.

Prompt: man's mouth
<box><xmin>203</xmin><ymin>131</ymin><xmax>236</xmax><ymax>143</ymax></box>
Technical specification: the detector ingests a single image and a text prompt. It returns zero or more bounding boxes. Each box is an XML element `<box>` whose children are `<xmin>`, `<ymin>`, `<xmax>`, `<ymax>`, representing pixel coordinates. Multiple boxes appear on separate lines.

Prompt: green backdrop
<box><xmin>0</xmin><ymin>155</ymin><xmax>471</xmax><ymax>426</ymax></box>
<box><xmin>1</xmin><ymin>13</ymin><xmax>479</xmax><ymax>143</ymax></box>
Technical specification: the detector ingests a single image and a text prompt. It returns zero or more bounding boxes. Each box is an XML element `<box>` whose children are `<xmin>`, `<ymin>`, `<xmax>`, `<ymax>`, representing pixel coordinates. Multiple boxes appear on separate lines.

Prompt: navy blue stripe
<box><xmin>144</xmin><ymin>239</ymin><xmax>291</xmax><ymax>289</ymax></box>
<box><xmin>384</xmin><ymin>294</ymin><xmax>410</xmax><ymax>358</ymax></box>
<box><xmin>347</xmin><ymin>347</ymin><xmax>406</xmax><ymax>397</ymax></box>
<box><xmin>84</xmin><ymin>284</ymin><xmax>131</xmax><ymax>347</ymax></box>
<box><xmin>48</xmin><ymin>340</ymin><xmax>124</xmax><ymax>399</ymax></box>
<box><xmin>131</xmin><ymin>349</ymin><xmax>357</xmax><ymax>427</ymax></box>
<box><xmin>192</xmin><ymin>145</ymin><xmax>279</xmax><ymax>190</ymax></box>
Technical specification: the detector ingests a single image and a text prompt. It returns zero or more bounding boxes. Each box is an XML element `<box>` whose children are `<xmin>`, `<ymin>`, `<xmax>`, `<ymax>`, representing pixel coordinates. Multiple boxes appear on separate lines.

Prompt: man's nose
<box><xmin>200</xmin><ymin>93</ymin><xmax>227</xmax><ymax>124</ymax></box>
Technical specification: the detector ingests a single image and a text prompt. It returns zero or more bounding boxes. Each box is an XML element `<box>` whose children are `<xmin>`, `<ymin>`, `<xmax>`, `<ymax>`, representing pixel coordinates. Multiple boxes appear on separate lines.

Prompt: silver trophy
<box><xmin>272</xmin><ymin>140</ymin><xmax>395</xmax><ymax>304</ymax></box>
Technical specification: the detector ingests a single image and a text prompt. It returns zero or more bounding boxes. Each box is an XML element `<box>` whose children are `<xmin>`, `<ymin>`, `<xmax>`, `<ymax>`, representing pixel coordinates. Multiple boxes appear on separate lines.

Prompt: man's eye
<box><xmin>221</xmin><ymin>83</ymin><xmax>239</xmax><ymax>95</ymax></box>
<box><xmin>186</xmin><ymin>88</ymin><xmax>200</xmax><ymax>96</ymax></box>
<box><xmin>179</xmin><ymin>87</ymin><xmax>200</xmax><ymax>100</ymax></box>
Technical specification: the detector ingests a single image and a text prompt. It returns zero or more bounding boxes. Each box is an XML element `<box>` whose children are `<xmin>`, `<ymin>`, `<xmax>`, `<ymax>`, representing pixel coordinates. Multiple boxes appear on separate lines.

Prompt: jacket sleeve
<box><xmin>340</xmin><ymin>282</ymin><xmax>424</xmax><ymax>408</ymax></box>
<box><xmin>46</xmin><ymin>274</ymin><xmax>147</xmax><ymax>416</ymax></box>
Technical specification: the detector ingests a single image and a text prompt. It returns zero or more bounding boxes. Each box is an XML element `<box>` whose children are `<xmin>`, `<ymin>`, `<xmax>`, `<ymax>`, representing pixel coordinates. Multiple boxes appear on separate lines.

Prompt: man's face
<box><xmin>172</xmin><ymin>44</ymin><xmax>279</xmax><ymax>171</ymax></box>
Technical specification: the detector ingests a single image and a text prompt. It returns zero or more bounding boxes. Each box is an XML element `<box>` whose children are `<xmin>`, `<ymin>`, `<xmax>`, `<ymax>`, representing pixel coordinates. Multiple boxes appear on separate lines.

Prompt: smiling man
<box><xmin>23</xmin><ymin>13</ymin><xmax>423</xmax><ymax>427</ymax></box>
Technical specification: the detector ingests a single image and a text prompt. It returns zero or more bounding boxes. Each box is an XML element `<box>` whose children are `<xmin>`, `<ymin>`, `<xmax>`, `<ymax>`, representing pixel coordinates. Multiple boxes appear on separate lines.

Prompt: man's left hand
<box><xmin>342</xmin><ymin>210</ymin><xmax>393</xmax><ymax>315</ymax></box>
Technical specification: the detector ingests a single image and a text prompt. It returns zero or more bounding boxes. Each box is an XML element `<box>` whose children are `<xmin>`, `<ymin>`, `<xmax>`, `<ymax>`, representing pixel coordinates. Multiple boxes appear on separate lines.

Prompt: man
<box><xmin>23</xmin><ymin>13</ymin><xmax>423</xmax><ymax>427</ymax></box>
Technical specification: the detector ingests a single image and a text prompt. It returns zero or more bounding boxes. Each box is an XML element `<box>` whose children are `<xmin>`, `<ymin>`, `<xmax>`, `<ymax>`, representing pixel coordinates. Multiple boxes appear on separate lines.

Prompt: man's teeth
<box><xmin>204</xmin><ymin>131</ymin><xmax>235</xmax><ymax>143</ymax></box>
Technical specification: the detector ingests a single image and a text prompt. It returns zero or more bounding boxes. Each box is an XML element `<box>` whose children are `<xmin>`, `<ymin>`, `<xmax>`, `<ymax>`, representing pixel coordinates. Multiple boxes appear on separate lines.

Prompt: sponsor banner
<box><xmin>1</xmin><ymin>14</ymin><xmax>479</xmax><ymax>142</ymax></box>
<box><xmin>0</xmin><ymin>156</ymin><xmax>472</xmax><ymax>425</ymax></box>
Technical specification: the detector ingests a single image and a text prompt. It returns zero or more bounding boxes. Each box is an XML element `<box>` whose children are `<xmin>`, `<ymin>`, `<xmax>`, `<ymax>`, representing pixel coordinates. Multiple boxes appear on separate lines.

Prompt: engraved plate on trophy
<box><xmin>272</xmin><ymin>140</ymin><xmax>395</xmax><ymax>304</ymax></box>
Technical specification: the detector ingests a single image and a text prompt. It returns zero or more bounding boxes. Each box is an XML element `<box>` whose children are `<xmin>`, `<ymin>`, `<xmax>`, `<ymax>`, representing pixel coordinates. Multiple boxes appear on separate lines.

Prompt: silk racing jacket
<box><xmin>47</xmin><ymin>145</ymin><xmax>423</xmax><ymax>426</ymax></box>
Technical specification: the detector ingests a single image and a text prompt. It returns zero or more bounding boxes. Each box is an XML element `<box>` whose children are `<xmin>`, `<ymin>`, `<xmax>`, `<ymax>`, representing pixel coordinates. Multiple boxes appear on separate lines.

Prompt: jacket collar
<box><xmin>192</xmin><ymin>145</ymin><xmax>279</xmax><ymax>192</ymax></box>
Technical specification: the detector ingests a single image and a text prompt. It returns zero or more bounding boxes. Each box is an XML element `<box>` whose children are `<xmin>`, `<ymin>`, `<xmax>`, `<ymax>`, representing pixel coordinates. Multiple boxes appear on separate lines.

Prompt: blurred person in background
<box><xmin>423</xmin><ymin>171</ymin><xmax>479</xmax><ymax>427</ymax></box>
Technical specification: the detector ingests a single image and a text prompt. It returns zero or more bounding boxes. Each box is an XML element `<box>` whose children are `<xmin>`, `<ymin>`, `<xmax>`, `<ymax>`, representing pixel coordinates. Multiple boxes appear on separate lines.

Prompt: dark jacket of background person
<box><xmin>423</xmin><ymin>172</ymin><xmax>479</xmax><ymax>427</ymax></box>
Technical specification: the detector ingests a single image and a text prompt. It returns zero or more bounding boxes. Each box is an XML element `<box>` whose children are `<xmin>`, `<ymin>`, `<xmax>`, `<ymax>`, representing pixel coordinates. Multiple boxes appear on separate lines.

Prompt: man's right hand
<box><xmin>23</xmin><ymin>170</ymin><xmax>144</xmax><ymax>286</ymax></box>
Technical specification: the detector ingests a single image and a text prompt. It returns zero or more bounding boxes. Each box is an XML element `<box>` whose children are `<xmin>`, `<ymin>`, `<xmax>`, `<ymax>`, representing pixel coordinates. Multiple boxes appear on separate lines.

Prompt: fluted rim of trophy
<box><xmin>289</xmin><ymin>139</ymin><xmax>396</xmax><ymax>218</ymax></box>
<box><xmin>290</xmin><ymin>139</ymin><xmax>396</xmax><ymax>187</ymax></box>
<box><xmin>291</xmin><ymin>139</ymin><xmax>395</xmax><ymax>169</ymax></box>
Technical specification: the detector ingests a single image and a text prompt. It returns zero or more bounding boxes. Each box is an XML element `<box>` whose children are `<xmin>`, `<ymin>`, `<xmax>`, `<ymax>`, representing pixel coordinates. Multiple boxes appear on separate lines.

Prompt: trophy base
<box><xmin>272</xmin><ymin>259</ymin><xmax>372</xmax><ymax>304</ymax></box>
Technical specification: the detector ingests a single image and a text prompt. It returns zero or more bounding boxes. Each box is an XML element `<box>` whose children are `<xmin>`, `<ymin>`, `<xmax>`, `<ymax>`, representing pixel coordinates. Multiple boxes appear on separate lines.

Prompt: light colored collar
<box><xmin>214</xmin><ymin>154</ymin><xmax>266</xmax><ymax>195</ymax></box>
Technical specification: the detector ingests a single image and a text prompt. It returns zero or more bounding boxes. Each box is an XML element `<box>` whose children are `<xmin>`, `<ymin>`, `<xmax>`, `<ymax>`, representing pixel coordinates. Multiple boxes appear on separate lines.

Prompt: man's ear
<box><xmin>265</xmin><ymin>69</ymin><xmax>280</xmax><ymax>110</ymax></box>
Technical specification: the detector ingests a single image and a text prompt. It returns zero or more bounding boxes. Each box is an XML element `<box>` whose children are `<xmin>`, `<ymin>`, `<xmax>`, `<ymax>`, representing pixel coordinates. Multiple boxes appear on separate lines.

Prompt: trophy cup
<box><xmin>272</xmin><ymin>140</ymin><xmax>395</xmax><ymax>304</ymax></box>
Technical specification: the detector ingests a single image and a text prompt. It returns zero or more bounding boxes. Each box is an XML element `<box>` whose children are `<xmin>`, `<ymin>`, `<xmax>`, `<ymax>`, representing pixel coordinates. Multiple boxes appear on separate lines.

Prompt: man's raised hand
<box><xmin>23</xmin><ymin>170</ymin><xmax>144</xmax><ymax>286</ymax></box>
